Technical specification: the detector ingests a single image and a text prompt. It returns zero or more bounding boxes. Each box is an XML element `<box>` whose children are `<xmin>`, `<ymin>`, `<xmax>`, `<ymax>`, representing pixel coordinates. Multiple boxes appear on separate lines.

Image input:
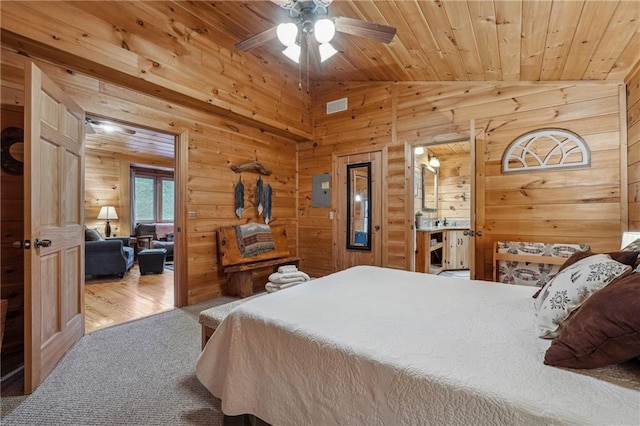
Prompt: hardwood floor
<box><xmin>84</xmin><ymin>263</ymin><xmax>174</xmax><ymax>333</ymax></box>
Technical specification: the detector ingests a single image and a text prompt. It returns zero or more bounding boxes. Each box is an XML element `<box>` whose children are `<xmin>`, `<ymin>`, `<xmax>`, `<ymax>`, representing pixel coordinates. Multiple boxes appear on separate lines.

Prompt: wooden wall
<box><xmin>0</xmin><ymin>1</ymin><xmax>312</xmax><ymax>140</ymax></box>
<box><xmin>0</xmin><ymin>103</ymin><xmax>25</xmax><ymax>376</ymax></box>
<box><xmin>84</xmin><ymin>136</ymin><xmax>174</xmax><ymax>237</ymax></box>
<box><xmin>436</xmin><ymin>152</ymin><xmax>471</xmax><ymax>224</ymax></box>
<box><xmin>627</xmin><ymin>66</ymin><xmax>640</xmax><ymax>231</ymax></box>
<box><xmin>306</xmin><ymin>81</ymin><xmax>626</xmax><ymax>280</ymax></box>
<box><xmin>1</xmin><ymin>48</ymin><xmax>298</xmax><ymax>305</ymax></box>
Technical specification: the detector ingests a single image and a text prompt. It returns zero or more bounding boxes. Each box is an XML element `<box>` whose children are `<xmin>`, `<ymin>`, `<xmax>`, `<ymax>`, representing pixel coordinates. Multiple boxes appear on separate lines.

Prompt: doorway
<box><xmin>83</xmin><ymin>116</ymin><xmax>177</xmax><ymax>333</ymax></box>
<box><xmin>334</xmin><ymin>151</ymin><xmax>383</xmax><ymax>271</ymax></box>
<box><xmin>413</xmin><ymin>141</ymin><xmax>473</xmax><ymax>278</ymax></box>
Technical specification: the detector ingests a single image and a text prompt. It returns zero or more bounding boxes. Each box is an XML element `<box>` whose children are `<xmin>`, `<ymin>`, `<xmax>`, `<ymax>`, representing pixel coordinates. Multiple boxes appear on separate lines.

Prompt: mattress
<box><xmin>196</xmin><ymin>266</ymin><xmax>640</xmax><ymax>425</ymax></box>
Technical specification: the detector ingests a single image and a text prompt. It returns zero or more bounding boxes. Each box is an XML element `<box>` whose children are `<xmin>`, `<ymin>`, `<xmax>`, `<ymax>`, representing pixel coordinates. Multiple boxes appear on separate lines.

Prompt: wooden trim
<box><xmin>492</xmin><ymin>242</ymin><xmax>567</xmax><ymax>282</ymax></box>
<box><xmin>382</xmin><ymin>145</ymin><xmax>391</xmax><ymax>268</ymax></box>
<box><xmin>469</xmin><ymin>119</ymin><xmax>476</xmax><ymax>280</ymax></box>
<box><xmin>619</xmin><ymin>84</ymin><xmax>629</xmax><ymax>234</ymax></box>
<box><xmin>175</xmin><ymin>131</ymin><xmax>188</xmax><ymax>307</ymax></box>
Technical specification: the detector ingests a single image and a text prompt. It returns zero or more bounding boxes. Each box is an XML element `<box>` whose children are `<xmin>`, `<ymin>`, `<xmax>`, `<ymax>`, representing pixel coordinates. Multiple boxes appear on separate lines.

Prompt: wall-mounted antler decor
<box><xmin>230</xmin><ymin>161</ymin><xmax>272</xmax><ymax>175</ymax></box>
<box><xmin>502</xmin><ymin>128</ymin><xmax>590</xmax><ymax>174</ymax></box>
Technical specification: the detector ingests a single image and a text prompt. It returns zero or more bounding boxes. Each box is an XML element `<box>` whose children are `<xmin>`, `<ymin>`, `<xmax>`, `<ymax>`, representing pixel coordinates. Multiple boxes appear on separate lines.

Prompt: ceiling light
<box><xmin>282</xmin><ymin>44</ymin><xmax>301</xmax><ymax>63</ymax></box>
<box><xmin>319</xmin><ymin>42</ymin><xmax>337</xmax><ymax>62</ymax></box>
<box><xmin>277</xmin><ymin>22</ymin><xmax>298</xmax><ymax>47</ymax></box>
<box><xmin>414</xmin><ymin>146</ymin><xmax>424</xmax><ymax>155</ymax></box>
<box><xmin>314</xmin><ymin>18</ymin><xmax>335</xmax><ymax>44</ymax></box>
<box><xmin>429</xmin><ymin>155</ymin><xmax>440</xmax><ymax>168</ymax></box>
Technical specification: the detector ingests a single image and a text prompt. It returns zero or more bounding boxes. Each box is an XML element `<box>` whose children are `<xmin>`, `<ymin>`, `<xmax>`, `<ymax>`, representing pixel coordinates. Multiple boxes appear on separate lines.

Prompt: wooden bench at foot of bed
<box><xmin>217</xmin><ymin>224</ymin><xmax>299</xmax><ymax>298</ymax></box>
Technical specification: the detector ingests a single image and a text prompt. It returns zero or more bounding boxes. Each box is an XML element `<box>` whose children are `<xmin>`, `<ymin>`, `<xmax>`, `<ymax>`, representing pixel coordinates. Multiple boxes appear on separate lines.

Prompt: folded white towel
<box><xmin>265</xmin><ymin>281</ymin><xmax>301</xmax><ymax>293</ymax></box>
<box><xmin>268</xmin><ymin>271</ymin><xmax>310</xmax><ymax>284</ymax></box>
<box><xmin>278</xmin><ymin>265</ymin><xmax>298</xmax><ymax>274</ymax></box>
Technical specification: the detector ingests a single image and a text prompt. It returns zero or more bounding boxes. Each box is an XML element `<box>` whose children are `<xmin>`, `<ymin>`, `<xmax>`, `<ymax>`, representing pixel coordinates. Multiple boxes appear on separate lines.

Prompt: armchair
<box><xmin>134</xmin><ymin>223</ymin><xmax>174</xmax><ymax>259</ymax></box>
<box><xmin>85</xmin><ymin>237</ymin><xmax>134</xmax><ymax>278</ymax></box>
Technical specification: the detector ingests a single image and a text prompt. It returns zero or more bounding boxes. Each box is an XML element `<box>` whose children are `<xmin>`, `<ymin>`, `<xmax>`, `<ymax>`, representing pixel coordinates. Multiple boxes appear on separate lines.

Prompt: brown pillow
<box><xmin>544</xmin><ymin>272</ymin><xmax>640</xmax><ymax>369</ymax></box>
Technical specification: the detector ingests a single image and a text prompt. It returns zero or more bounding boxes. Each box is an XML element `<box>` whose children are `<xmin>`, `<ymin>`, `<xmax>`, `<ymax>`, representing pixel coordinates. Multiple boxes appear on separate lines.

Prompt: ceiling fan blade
<box><xmin>235</xmin><ymin>26</ymin><xmax>278</xmax><ymax>51</ymax></box>
<box><xmin>334</xmin><ymin>16</ymin><xmax>396</xmax><ymax>44</ymax></box>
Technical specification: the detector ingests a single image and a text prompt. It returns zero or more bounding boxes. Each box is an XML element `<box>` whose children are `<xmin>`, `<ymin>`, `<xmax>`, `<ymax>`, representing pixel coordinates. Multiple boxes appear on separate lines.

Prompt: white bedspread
<box><xmin>196</xmin><ymin>266</ymin><xmax>640</xmax><ymax>425</ymax></box>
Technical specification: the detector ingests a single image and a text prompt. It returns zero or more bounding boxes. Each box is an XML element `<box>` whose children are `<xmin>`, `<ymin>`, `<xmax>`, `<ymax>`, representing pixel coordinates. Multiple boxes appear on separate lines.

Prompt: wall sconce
<box><xmin>97</xmin><ymin>206</ymin><xmax>118</xmax><ymax>237</ymax></box>
<box><xmin>429</xmin><ymin>155</ymin><xmax>440</xmax><ymax>168</ymax></box>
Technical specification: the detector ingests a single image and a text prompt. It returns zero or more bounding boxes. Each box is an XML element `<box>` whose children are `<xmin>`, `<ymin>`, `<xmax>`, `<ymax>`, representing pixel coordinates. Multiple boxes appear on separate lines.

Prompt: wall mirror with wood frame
<box><xmin>347</xmin><ymin>162</ymin><xmax>372</xmax><ymax>251</ymax></box>
<box><xmin>422</xmin><ymin>163</ymin><xmax>438</xmax><ymax>212</ymax></box>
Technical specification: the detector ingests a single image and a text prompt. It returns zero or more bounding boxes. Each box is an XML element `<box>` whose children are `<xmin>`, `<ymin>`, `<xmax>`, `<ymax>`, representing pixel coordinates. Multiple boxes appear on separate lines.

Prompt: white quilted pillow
<box><xmin>535</xmin><ymin>254</ymin><xmax>631</xmax><ymax>339</ymax></box>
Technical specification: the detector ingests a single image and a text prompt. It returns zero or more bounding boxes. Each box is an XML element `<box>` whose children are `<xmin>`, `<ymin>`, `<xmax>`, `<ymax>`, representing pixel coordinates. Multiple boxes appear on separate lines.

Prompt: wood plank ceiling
<box><xmin>195</xmin><ymin>0</ymin><xmax>640</xmax><ymax>83</ymax></box>
<box><xmin>85</xmin><ymin>116</ymin><xmax>175</xmax><ymax>159</ymax></box>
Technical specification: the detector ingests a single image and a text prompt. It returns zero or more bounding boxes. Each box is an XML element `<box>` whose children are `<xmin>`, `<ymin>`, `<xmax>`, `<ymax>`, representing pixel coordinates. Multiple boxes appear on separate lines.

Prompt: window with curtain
<box><xmin>131</xmin><ymin>166</ymin><xmax>175</xmax><ymax>228</ymax></box>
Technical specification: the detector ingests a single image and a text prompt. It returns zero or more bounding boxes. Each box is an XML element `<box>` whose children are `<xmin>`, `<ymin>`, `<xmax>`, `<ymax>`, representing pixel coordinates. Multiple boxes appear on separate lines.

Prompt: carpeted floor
<box><xmin>1</xmin><ymin>297</ymin><xmax>240</xmax><ymax>426</ymax></box>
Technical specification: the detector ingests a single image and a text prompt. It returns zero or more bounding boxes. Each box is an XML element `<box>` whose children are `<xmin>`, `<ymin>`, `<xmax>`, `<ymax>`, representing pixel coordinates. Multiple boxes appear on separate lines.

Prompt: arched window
<box><xmin>502</xmin><ymin>128</ymin><xmax>590</xmax><ymax>173</ymax></box>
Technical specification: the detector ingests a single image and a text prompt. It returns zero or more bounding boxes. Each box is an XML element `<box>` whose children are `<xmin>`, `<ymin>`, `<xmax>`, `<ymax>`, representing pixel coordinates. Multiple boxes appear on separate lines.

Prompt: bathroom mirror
<box><xmin>422</xmin><ymin>164</ymin><xmax>438</xmax><ymax>212</ymax></box>
<box><xmin>347</xmin><ymin>162</ymin><xmax>372</xmax><ymax>251</ymax></box>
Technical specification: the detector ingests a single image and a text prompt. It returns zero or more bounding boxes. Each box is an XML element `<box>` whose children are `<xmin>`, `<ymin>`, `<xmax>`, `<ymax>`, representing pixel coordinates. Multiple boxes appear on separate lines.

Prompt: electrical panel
<box><xmin>312</xmin><ymin>174</ymin><xmax>331</xmax><ymax>207</ymax></box>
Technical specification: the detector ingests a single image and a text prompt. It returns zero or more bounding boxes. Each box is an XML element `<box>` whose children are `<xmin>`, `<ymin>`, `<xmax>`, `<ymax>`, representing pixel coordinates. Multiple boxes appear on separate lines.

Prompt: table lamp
<box><xmin>97</xmin><ymin>206</ymin><xmax>118</xmax><ymax>237</ymax></box>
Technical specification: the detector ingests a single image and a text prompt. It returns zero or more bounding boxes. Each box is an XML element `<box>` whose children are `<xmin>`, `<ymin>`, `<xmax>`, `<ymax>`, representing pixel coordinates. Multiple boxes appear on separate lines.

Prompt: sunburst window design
<box><xmin>502</xmin><ymin>128</ymin><xmax>590</xmax><ymax>173</ymax></box>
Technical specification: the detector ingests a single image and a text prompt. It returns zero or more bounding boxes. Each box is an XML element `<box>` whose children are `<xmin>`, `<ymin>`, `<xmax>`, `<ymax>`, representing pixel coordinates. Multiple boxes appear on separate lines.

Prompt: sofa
<box><xmin>134</xmin><ymin>223</ymin><xmax>174</xmax><ymax>259</ymax></box>
<box><xmin>85</xmin><ymin>234</ymin><xmax>135</xmax><ymax>278</ymax></box>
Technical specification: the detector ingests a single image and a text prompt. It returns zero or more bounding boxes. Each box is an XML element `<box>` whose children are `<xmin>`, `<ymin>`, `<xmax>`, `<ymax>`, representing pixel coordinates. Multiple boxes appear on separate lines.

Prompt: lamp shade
<box><xmin>314</xmin><ymin>19</ymin><xmax>335</xmax><ymax>44</ymax></box>
<box><xmin>319</xmin><ymin>42</ymin><xmax>338</xmax><ymax>62</ymax></box>
<box><xmin>282</xmin><ymin>44</ymin><xmax>301</xmax><ymax>63</ymax></box>
<box><xmin>97</xmin><ymin>206</ymin><xmax>118</xmax><ymax>220</ymax></box>
<box><xmin>277</xmin><ymin>22</ymin><xmax>298</xmax><ymax>47</ymax></box>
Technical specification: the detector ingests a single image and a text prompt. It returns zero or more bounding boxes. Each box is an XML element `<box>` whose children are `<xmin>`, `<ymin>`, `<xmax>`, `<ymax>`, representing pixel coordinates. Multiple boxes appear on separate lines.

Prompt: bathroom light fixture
<box><xmin>429</xmin><ymin>155</ymin><xmax>440</xmax><ymax>168</ymax></box>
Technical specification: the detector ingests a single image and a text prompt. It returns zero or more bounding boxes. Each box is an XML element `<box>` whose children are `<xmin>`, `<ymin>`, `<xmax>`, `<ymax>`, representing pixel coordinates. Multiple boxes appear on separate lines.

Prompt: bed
<box><xmin>196</xmin><ymin>265</ymin><xmax>640</xmax><ymax>425</ymax></box>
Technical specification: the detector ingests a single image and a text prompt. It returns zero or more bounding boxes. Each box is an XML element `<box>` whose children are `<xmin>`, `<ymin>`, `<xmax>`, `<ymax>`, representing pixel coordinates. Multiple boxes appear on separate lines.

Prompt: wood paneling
<box><xmin>2</xmin><ymin>48</ymin><xmax>298</xmax><ymax>305</ymax></box>
<box><xmin>84</xmin><ymin>129</ymin><xmax>174</xmax><ymax>237</ymax></box>
<box><xmin>627</xmin><ymin>65</ymin><xmax>640</xmax><ymax>231</ymax></box>
<box><xmin>0</xmin><ymin>103</ymin><xmax>25</xmax><ymax>376</ymax></box>
<box><xmin>309</xmin><ymin>80</ymin><xmax>625</xmax><ymax>280</ymax></box>
<box><xmin>0</xmin><ymin>1</ymin><xmax>312</xmax><ymax>140</ymax></box>
<box><xmin>45</xmin><ymin>0</ymin><xmax>635</xmax><ymax>84</ymax></box>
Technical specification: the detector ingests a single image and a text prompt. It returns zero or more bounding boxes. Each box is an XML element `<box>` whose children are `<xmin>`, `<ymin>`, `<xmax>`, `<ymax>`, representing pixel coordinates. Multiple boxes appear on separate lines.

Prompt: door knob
<box><xmin>34</xmin><ymin>238</ymin><xmax>52</xmax><ymax>248</ymax></box>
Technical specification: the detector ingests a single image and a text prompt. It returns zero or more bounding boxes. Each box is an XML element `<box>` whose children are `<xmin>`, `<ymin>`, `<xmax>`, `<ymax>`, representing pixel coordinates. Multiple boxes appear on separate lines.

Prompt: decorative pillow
<box><xmin>621</xmin><ymin>237</ymin><xmax>640</xmax><ymax>253</ymax></box>
<box><xmin>531</xmin><ymin>250</ymin><xmax>640</xmax><ymax>299</ymax></box>
<box><xmin>558</xmin><ymin>250</ymin><xmax>640</xmax><ymax>272</ymax></box>
<box><xmin>234</xmin><ymin>223</ymin><xmax>275</xmax><ymax>257</ymax></box>
<box><xmin>85</xmin><ymin>228</ymin><xmax>104</xmax><ymax>241</ymax></box>
<box><xmin>544</xmin><ymin>273</ymin><xmax>640</xmax><ymax>369</ymax></box>
<box><xmin>621</xmin><ymin>238</ymin><xmax>640</xmax><ymax>272</ymax></box>
<box><xmin>535</xmin><ymin>254</ymin><xmax>631</xmax><ymax>339</ymax></box>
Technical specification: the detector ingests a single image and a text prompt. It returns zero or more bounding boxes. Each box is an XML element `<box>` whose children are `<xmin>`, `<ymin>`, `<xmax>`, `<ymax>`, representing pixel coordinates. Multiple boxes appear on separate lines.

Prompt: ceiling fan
<box><xmin>235</xmin><ymin>0</ymin><xmax>397</xmax><ymax>68</ymax></box>
<box><xmin>85</xmin><ymin>117</ymin><xmax>136</xmax><ymax>135</ymax></box>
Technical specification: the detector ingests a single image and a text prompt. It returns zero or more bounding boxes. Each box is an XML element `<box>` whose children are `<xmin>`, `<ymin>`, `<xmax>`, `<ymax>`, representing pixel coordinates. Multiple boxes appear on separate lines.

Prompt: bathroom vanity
<box><xmin>415</xmin><ymin>227</ymin><xmax>471</xmax><ymax>274</ymax></box>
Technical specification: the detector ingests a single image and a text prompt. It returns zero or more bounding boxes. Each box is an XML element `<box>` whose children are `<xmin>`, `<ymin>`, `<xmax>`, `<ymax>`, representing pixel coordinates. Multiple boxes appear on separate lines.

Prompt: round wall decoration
<box><xmin>1</xmin><ymin>126</ymin><xmax>24</xmax><ymax>175</ymax></box>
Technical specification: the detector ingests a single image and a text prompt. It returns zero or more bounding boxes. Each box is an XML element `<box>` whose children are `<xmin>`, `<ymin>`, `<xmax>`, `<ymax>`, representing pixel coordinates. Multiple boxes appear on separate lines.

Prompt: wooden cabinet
<box><xmin>416</xmin><ymin>228</ymin><xmax>470</xmax><ymax>274</ymax></box>
<box><xmin>415</xmin><ymin>230</ymin><xmax>444</xmax><ymax>274</ymax></box>
<box><xmin>444</xmin><ymin>230</ymin><xmax>471</xmax><ymax>270</ymax></box>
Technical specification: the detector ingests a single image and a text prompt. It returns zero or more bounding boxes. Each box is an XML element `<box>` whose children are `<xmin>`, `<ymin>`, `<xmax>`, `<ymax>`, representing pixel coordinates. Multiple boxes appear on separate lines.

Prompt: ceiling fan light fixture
<box><xmin>314</xmin><ymin>18</ymin><xmax>335</xmax><ymax>43</ymax></box>
<box><xmin>277</xmin><ymin>22</ymin><xmax>298</xmax><ymax>46</ymax></box>
<box><xmin>319</xmin><ymin>42</ymin><xmax>337</xmax><ymax>62</ymax></box>
<box><xmin>282</xmin><ymin>44</ymin><xmax>301</xmax><ymax>63</ymax></box>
